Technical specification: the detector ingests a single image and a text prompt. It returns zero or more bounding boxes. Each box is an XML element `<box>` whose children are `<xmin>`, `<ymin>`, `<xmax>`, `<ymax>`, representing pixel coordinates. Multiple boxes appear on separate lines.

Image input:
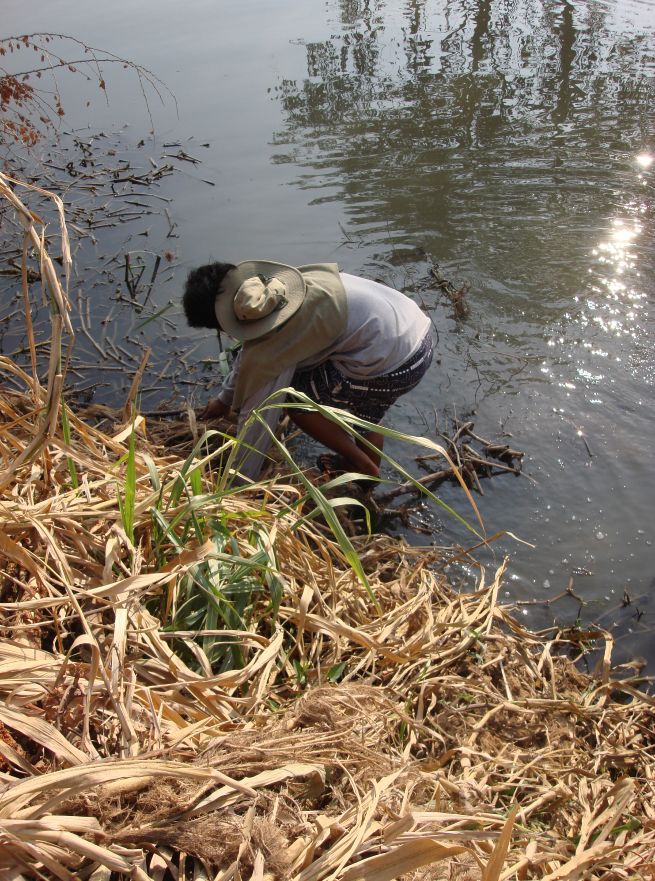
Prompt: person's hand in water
<box><xmin>200</xmin><ymin>398</ymin><xmax>229</xmax><ymax>420</ymax></box>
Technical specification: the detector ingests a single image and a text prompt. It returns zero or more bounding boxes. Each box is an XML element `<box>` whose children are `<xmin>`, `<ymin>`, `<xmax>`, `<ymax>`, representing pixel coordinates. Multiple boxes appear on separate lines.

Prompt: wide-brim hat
<box><xmin>215</xmin><ymin>260</ymin><xmax>306</xmax><ymax>341</ymax></box>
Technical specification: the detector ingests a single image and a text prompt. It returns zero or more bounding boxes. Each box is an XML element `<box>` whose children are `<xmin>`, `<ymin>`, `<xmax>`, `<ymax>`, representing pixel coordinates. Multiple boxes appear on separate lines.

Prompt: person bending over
<box><xmin>182</xmin><ymin>259</ymin><xmax>433</xmax><ymax>481</ymax></box>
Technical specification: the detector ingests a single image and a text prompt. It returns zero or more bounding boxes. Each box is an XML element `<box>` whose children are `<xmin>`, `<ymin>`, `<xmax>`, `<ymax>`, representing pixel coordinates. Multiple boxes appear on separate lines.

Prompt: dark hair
<box><xmin>182</xmin><ymin>262</ymin><xmax>236</xmax><ymax>329</ymax></box>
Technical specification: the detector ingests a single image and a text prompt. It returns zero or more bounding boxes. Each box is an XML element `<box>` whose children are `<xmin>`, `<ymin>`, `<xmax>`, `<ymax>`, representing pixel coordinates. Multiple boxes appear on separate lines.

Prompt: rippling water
<box><xmin>2</xmin><ymin>0</ymin><xmax>654</xmax><ymax>666</ymax></box>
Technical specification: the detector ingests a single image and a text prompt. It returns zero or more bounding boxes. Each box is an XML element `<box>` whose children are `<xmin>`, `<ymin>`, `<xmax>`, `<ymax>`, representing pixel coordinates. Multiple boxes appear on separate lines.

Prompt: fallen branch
<box><xmin>375</xmin><ymin>419</ymin><xmax>527</xmax><ymax>504</ymax></box>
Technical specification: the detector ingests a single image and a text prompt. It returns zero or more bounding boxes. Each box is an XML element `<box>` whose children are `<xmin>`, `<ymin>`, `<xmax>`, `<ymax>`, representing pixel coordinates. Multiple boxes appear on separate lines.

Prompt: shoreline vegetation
<box><xmin>1</xmin><ymin>173</ymin><xmax>655</xmax><ymax>881</ymax></box>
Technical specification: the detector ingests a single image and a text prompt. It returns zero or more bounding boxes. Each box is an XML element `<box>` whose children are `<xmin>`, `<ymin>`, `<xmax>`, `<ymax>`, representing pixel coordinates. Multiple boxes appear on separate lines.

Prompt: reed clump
<box><xmin>1</xmin><ymin>171</ymin><xmax>654</xmax><ymax>881</ymax></box>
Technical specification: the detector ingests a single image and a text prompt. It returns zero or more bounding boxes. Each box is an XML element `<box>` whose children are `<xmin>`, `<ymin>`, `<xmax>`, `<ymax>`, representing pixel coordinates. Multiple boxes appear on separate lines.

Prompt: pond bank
<box><xmin>0</xmin><ymin>172</ymin><xmax>653</xmax><ymax>879</ymax></box>
<box><xmin>1</xmin><ymin>383</ymin><xmax>654</xmax><ymax>879</ymax></box>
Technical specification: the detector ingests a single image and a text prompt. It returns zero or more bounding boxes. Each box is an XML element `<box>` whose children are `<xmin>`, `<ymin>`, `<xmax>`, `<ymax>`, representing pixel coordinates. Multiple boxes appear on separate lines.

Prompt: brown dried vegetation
<box><xmin>0</xmin><ymin>172</ymin><xmax>654</xmax><ymax>880</ymax></box>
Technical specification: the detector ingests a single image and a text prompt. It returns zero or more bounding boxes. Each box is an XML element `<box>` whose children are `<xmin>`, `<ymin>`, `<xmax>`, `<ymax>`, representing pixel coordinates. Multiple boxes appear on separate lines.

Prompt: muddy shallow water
<box><xmin>2</xmin><ymin>0</ymin><xmax>654</xmax><ymax>667</ymax></box>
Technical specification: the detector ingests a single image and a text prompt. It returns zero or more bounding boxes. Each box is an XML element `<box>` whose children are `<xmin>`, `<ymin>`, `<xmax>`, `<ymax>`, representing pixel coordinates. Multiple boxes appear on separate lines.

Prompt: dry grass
<box><xmin>1</xmin><ymin>170</ymin><xmax>655</xmax><ymax>881</ymax></box>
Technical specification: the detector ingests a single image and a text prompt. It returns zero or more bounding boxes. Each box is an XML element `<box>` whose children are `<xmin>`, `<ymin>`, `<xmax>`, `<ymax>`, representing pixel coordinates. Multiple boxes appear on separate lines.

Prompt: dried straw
<box><xmin>1</xmin><ymin>172</ymin><xmax>654</xmax><ymax>881</ymax></box>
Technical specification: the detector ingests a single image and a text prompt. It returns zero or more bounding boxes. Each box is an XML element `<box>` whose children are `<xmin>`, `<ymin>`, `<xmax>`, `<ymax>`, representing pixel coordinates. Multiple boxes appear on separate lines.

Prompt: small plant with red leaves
<box><xmin>0</xmin><ymin>32</ymin><xmax>173</xmax><ymax>147</ymax></box>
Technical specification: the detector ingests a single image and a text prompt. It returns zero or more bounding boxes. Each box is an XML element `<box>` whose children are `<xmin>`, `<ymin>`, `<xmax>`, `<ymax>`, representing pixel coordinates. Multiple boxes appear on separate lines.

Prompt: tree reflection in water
<box><xmin>272</xmin><ymin>0</ymin><xmax>653</xmax><ymax>253</ymax></box>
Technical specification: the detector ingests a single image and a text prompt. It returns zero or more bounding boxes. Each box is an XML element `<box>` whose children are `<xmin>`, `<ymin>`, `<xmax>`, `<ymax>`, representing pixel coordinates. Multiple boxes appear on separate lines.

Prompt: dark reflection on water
<box><xmin>274</xmin><ymin>0</ymin><xmax>652</xmax><ymax>235</ymax></box>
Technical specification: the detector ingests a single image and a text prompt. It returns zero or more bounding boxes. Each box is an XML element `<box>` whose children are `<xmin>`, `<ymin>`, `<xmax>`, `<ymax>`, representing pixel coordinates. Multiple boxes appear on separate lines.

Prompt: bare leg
<box><xmin>357</xmin><ymin>431</ymin><xmax>384</xmax><ymax>469</ymax></box>
<box><xmin>288</xmin><ymin>410</ymin><xmax>380</xmax><ymax>477</ymax></box>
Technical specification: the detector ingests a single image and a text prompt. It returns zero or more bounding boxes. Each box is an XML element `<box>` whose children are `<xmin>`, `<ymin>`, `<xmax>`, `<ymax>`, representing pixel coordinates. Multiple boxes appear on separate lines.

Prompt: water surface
<box><xmin>2</xmin><ymin>0</ymin><xmax>654</xmax><ymax>667</ymax></box>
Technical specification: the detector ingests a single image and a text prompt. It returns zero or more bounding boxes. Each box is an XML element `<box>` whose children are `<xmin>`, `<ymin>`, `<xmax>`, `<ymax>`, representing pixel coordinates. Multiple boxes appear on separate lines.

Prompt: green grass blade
<box><xmin>259</xmin><ymin>388</ymin><xmax>484</xmax><ymax>538</ymax></box>
<box><xmin>133</xmin><ymin>300</ymin><xmax>175</xmax><ymax>330</ymax></box>
<box><xmin>60</xmin><ymin>398</ymin><xmax>78</xmax><ymax>489</ymax></box>
<box><xmin>245</xmin><ymin>409</ymin><xmax>382</xmax><ymax>614</ymax></box>
<box><xmin>118</xmin><ymin>416</ymin><xmax>137</xmax><ymax>544</ymax></box>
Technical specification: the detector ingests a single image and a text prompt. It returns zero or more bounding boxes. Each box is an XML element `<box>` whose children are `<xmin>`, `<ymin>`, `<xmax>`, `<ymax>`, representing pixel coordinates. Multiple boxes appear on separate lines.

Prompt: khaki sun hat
<box><xmin>215</xmin><ymin>260</ymin><xmax>306</xmax><ymax>341</ymax></box>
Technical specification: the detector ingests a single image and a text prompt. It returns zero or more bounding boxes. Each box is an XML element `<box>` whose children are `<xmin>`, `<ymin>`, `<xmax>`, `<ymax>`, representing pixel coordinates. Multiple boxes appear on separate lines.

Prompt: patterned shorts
<box><xmin>292</xmin><ymin>330</ymin><xmax>433</xmax><ymax>424</ymax></box>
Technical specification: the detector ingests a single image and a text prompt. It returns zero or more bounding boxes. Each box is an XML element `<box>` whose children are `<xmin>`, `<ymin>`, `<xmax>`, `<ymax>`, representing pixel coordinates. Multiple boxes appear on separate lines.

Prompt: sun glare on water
<box><xmin>583</xmin><ymin>217</ymin><xmax>646</xmax><ymax>340</ymax></box>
